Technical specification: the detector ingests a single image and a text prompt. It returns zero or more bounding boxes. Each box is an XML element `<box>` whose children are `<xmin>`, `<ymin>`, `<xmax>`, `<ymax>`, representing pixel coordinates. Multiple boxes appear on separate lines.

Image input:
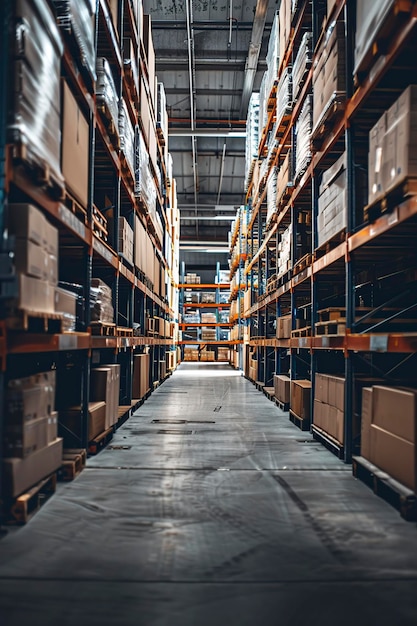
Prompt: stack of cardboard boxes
<box><xmin>184</xmin><ymin>348</ymin><xmax>199</xmax><ymax>362</ymax></box>
<box><xmin>361</xmin><ymin>386</ymin><xmax>417</xmax><ymax>491</ymax></box>
<box><xmin>3</xmin><ymin>372</ymin><xmax>62</xmax><ymax>498</ymax></box>
<box><xmin>290</xmin><ymin>380</ymin><xmax>312</xmax><ymax>424</ymax></box>
<box><xmin>276</xmin><ymin>314</ymin><xmax>292</xmax><ymax>339</ymax></box>
<box><xmin>313</xmin><ymin>374</ymin><xmax>345</xmax><ymax>444</ymax></box>
<box><xmin>132</xmin><ymin>353</ymin><xmax>150</xmax><ymax>398</ymax></box>
<box><xmin>274</xmin><ymin>374</ymin><xmax>290</xmax><ymax>406</ymax></box>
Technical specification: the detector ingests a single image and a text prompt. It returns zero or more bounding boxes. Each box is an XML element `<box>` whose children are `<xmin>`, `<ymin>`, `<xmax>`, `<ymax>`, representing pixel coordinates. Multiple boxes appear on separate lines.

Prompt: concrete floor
<box><xmin>1</xmin><ymin>362</ymin><xmax>417</xmax><ymax>625</ymax></box>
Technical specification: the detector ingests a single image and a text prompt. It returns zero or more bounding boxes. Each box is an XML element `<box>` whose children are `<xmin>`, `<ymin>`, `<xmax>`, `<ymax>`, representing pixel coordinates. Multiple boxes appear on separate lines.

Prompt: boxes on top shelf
<box><xmin>156</xmin><ymin>82</ymin><xmax>169</xmax><ymax>144</ymax></box>
<box><xmin>96</xmin><ymin>57</ymin><xmax>120</xmax><ymax>131</ymax></box>
<box><xmin>264</xmin><ymin>11</ymin><xmax>279</xmax><ymax>104</ymax></box>
<box><xmin>276</xmin><ymin>66</ymin><xmax>292</xmax><ymax>129</ymax></box>
<box><xmin>123</xmin><ymin>38</ymin><xmax>140</xmax><ymax>95</ymax></box>
<box><xmin>52</xmin><ymin>0</ymin><xmax>96</xmax><ymax>81</ymax></box>
<box><xmin>142</xmin><ymin>14</ymin><xmax>156</xmax><ymax>107</ymax></box>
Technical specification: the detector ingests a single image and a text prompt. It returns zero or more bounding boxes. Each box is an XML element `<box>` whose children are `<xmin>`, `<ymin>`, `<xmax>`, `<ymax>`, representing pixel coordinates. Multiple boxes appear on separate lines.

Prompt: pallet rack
<box><xmin>238</xmin><ymin>0</ymin><xmax>417</xmax><ymax>477</ymax></box>
<box><xmin>0</xmin><ymin>0</ymin><xmax>179</xmax><ymax>506</ymax></box>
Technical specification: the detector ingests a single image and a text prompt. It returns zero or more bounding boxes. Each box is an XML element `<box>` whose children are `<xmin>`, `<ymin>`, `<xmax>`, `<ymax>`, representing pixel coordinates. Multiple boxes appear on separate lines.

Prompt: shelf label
<box><xmin>59</xmin><ymin>204</ymin><xmax>86</xmax><ymax>240</ymax></box>
<box><xmin>59</xmin><ymin>334</ymin><xmax>79</xmax><ymax>350</ymax></box>
<box><xmin>370</xmin><ymin>335</ymin><xmax>388</xmax><ymax>352</ymax></box>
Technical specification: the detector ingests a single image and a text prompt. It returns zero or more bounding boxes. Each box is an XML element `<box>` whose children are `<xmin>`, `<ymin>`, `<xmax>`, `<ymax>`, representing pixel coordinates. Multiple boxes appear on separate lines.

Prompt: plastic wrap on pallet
<box><xmin>52</xmin><ymin>0</ymin><xmax>96</xmax><ymax>80</ymax></box>
<box><xmin>258</xmin><ymin>72</ymin><xmax>268</xmax><ymax>136</ymax></box>
<box><xmin>291</xmin><ymin>0</ymin><xmax>299</xmax><ymax>15</ymax></box>
<box><xmin>119</xmin><ymin>99</ymin><xmax>135</xmax><ymax>176</ymax></box>
<box><xmin>135</xmin><ymin>129</ymin><xmax>157</xmax><ymax>218</ymax></box>
<box><xmin>277</xmin><ymin>149</ymin><xmax>292</xmax><ymax>205</ymax></box>
<box><xmin>317</xmin><ymin>153</ymin><xmax>347</xmax><ymax>248</ymax></box>
<box><xmin>123</xmin><ymin>38</ymin><xmax>139</xmax><ymax>95</ymax></box>
<box><xmin>166</xmin><ymin>152</ymin><xmax>173</xmax><ymax>185</ymax></box>
<box><xmin>9</xmin><ymin>0</ymin><xmax>63</xmax><ymax>185</ymax></box>
<box><xmin>90</xmin><ymin>278</ymin><xmax>114</xmax><ymax>324</ymax></box>
<box><xmin>354</xmin><ymin>0</ymin><xmax>395</xmax><ymax>76</ymax></box>
<box><xmin>264</xmin><ymin>12</ymin><xmax>279</xmax><ymax>106</ymax></box>
<box><xmin>293</xmin><ymin>32</ymin><xmax>312</xmax><ymax>99</ymax></box>
<box><xmin>266</xmin><ymin>167</ymin><xmax>278</xmax><ymax>225</ymax></box>
<box><xmin>276</xmin><ymin>66</ymin><xmax>293</xmax><ymax>129</ymax></box>
<box><xmin>245</xmin><ymin>92</ymin><xmax>260</xmax><ymax>189</ymax></box>
<box><xmin>96</xmin><ymin>57</ymin><xmax>119</xmax><ymax>130</ymax></box>
<box><xmin>278</xmin><ymin>224</ymin><xmax>292</xmax><ymax>275</ymax></box>
<box><xmin>157</xmin><ymin>82</ymin><xmax>168</xmax><ymax>140</ymax></box>
<box><xmin>295</xmin><ymin>95</ymin><xmax>312</xmax><ymax>180</ymax></box>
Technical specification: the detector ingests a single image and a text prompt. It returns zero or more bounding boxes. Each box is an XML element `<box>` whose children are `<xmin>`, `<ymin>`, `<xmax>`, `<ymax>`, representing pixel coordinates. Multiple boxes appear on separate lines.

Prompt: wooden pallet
<box><xmin>6</xmin><ymin>309</ymin><xmax>63</xmax><ymax>333</ymax></box>
<box><xmin>59</xmin><ymin>449</ymin><xmax>87</xmax><ymax>481</ymax></box>
<box><xmin>88</xmin><ymin>426</ymin><xmax>114</xmax><ymax>455</ymax></box>
<box><xmin>116</xmin><ymin>326</ymin><xmax>134</xmax><ymax>337</ymax></box>
<box><xmin>314</xmin><ymin>230</ymin><xmax>346</xmax><ymax>259</ymax></box>
<box><xmin>63</xmin><ymin>191</ymin><xmax>88</xmax><ymax>224</ymax></box>
<box><xmin>312</xmin><ymin>425</ymin><xmax>344</xmax><ymax>459</ymax></box>
<box><xmin>277</xmin><ymin>269</ymin><xmax>292</xmax><ymax>288</ymax></box>
<box><xmin>289</xmin><ymin>409</ymin><xmax>310</xmax><ymax>431</ymax></box>
<box><xmin>4</xmin><ymin>472</ymin><xmax>57</xmax><ymax>525</ymax></box>
<box><xmin>90</xmin><ymin>322</ymin><xmax>117</xmax><ymax>336</ymax></box>
<box><xmin>364</xmin><ymin>177</ymin><xmax>417</xmax><ymax>223</ymax></box>
<box><xmin>292</xmin><ymin>253</ymin><xmax>312</xmax><ymax>276</ymax></box>
<box><xmin>311</xmin><ymin>92</ymin><xmax>346</xmax><ymax>149</ymax></box>
<box><xmin>263</xmin><ymin>386</ymin><xmax>276</xmax><ymax>401</ymax></box>
<box><xmin>291</xmin><ymin>326</ymin><xmax>312</xmax><ymax>338</ymax></box>
<box><xmin>352</xmin><ymin>455</ymin><xmax>417</xmax><ymax>522</ymax></box>
<box><xmin>275</xmin><ymin>398</ymin><xmax>290</xmax><ymax>412</ymax></box>
<box><xmin>255</xmin><ymin>380</ymin><xmax>265</xmax><ymax>392</ymax></box>
<box><xmin>314</xmin><ymin>320</ymin><xmax>346</xmax><ymax>336</ymax></box>
<box><xmin>10</xmin><ymin>142</ymin><xmax>65</xmax><ymax>200</ymax></box>
<box><xmin>96</xmin><ymin>101</ymin><xmax>120</xmax><ymax>149</ymax></box>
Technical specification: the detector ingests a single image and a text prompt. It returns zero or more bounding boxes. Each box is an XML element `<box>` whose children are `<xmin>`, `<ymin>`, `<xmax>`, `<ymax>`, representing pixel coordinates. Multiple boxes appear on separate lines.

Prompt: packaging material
<box><xmin>277</xmin><ymin>224</ymin><xmax>291</xmax><ymax>276</ymax></box>
<box><xmin>12</xmin><ymin>239</ymin><xmax>48</xmax><ymax>281</ymax></box>
<box><xmin>4</xmin><ymin>415</ymin><xmax>48</xmax><ymax>458</ymax></box>
<box><xmin>90</xmin><ymin>278</ymin><xmax>114</xmax><ymax>324</ymax></box>
<box><xmin>7</xmin><ymin>274</ymin><xmax>55</xmax><ymax>313</ymax></box>
<box><xmin>313</xmin><ymin>374</ymin><xmax>345</xmax><ymax>444</ymax></box>
<box><xmin>119</xmin><ymin>99</ymin><xmax>135</xmax><ymax>177</ymax></box>
<box><xmin>312</xmin><ymin>20</ymin><xmax>346</xmax><ymax>132</ymax></box>
<box><xmin>90</xmin><ymin>368</ymin><xmax>113</xmax><ymax>429</ymax></box>
<box><xmin>315</xmin><ymin>373</ymin><xmax>329</xmax><ymax>404</ymax></box>
<box><xmin>293</xmin><ymin>32</ymin><xmax>312</xmax><ymax>99</ymax></box>
<box><xmin>60</xmin><ymin>402</ymin><xmax>106</xmax><ymax>441</ymax></box>
<box><xmin>245</xmin><ymin>93</ymin><xmax>260</xmax><ymax>190</ymax></box>
<box><xmin>354</xmin><ymin>0</ymin><xmax>395</xmax><ymax>75</ymax></box>
<box><xmin>62</xmin><ymin>80</ymin><xmax>89</xmax><ymax>207</ymax></box>
<box><xmin>8</xmin><ymin>203</ymin><xmax>46</xmax><ymax>247</ymax></box>
<box><xmin>264</xmin><ymin>11</ymin><xmax>279</xmax><ymax>105</ymax></box>
<box><xmin>2</xmin><ymin>437</ymin><xmax>63</xmax><ymax>498</ymax></box>
<box><xmin>58</xmin><ymin>281</ymin><xmax>85</xmax><ymax>329</ymax></box>
<box><xmin>372</xmin><ymin>386</ymin><xmax>417</xmax><ymax>443</ymax></box>
<box><xmin>291</xmin><ymin>379</ymin><xmax>312</xmax><ymax>420</ymax></box>
<box><xmin>266</xmin><ymin>168</ymin><xmax>278</xmax><ymax>224</ymax></box>
<box><xmin>201</xmin><ymin>292</ymin><xmax>216</xmax><ymax>304</ymax></box>
<box><xmin>135</xmin><ymin>129</ymin><xmax>157</xmax><ymax>220</ymax></box>
<box><xmin>96</xmin><ymin>57</ymin><xmax>119</xmax><ymax>130</ymax></box>
<box><xmin>132</xmin><ymin>353</ymin><xmax>150</xmax><ymax>398</ymax></box>
<box><xmin>295</xmin><ymin>95</ymin><xmax>312</xmax><ymax>180</ymax></box>
<box><xmin>142</xmin><ymin>14</ymin><xmax>156</xmax><ymax>106</ymax></box>
<box><xmin>360</xmin><ymin>387</ymin><xmax>373</xmax><ymax>459</ymax></box>
<box><xmin>274</xmin><ymin>374</ymin><xmax>290</xmax><ymax>404</ymax></box>
<box><xmin>276</xmin><ymin>150</ymin><xmax>292</xmax><ymax>206</ymax></box>
<box><xmin>370</xmin><ymin>425</ymin><xmax>415</xmax><ymax>490</ymax></box>
<box><xmin>317</xmin><ymin>152</ymin><xmax>346</xmax><ymax>248</ymax></box>
<box><xmin>276</xmin><ymin>315</ymin><xmax>292</xmax><ymax>339</ymax></box>
<box><xmin>118</xmin><ymin>216</ymin><xmax>134</xmax><ymax>264</ymax></box>
<box><xmin>54</xmin><ymin>286</ymin><xmax>77</xmax><ymax>331</ymax></box>
<box><xmin>279</xmin><ymin>0</ymin><xmax>292</xmax><ymax>70</ymax></box>
<box><xmin>47</xmin><ymin>411</ymin><xmax>58</xmax><ymax>444</ymax></box>
<box><xmin>9</xmin><ymin>0</ymin><xmax>63</xmax><ymax>186</ymax></box>
<box><xmin>156</xmin><ymin>82</ymin><xmax>168</xmax><ymax>142</ymax></box>
<box><xmin>276</xmin><ymin>67</ymin><xmax>292</xmax><ymax>130</ymax></box>
<box><xmin>52</xmin><ymin>0</ymin><xmax>96</xmax><ymax>81</ymax></box>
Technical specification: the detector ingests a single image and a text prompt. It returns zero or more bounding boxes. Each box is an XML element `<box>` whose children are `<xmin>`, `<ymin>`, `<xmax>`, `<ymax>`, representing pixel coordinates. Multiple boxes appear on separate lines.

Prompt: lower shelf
<box><xmin>289</xmin><ymin>410</ymin><xmax>310</xmax><ymax>431</ymax></box>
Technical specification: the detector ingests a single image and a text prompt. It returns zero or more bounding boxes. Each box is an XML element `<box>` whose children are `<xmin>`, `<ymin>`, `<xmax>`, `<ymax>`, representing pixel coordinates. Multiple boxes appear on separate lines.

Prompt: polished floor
<box><xmin>1</xmin><ymin>363</ymin><xmax>417</xmax><ymax>625</ymax></box>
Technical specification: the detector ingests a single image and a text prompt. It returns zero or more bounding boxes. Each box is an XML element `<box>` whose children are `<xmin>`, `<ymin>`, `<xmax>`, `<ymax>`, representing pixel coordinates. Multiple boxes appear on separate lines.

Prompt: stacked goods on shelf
<box><xmin>276</xmin><ymin>315</ymin><xmax>291</xmax><ymax>339</ymax></box>
<box><xmin>119</xmin><ymin>99</ymin><xmax>135</xmax><ymax>177</ymax></box>
<box><xmin>245</xmin><ymin>93</ymin><xmax>260</xmax><ymax>190</ymax></box>
<box><xmin>200</xmin><ymin>350</ymin><xmax>215</xmax><ymax>362</ymax></box>
<box><xmin>290</xmin><ymin>380</ymin><xmax>312</xmax><ymax>424</ymax></box>
<box><xmin>274</xmin><ymin>374</ymin><xmax>290</xmax><ymax>404</ymax></box>
<box><xmin>313</xmin><ymin>374</ymin><xmax>345</xmax><ymax>445</ymax></box>
<box><xmin>292</xmin><ymin>32</ymin><xmax>312</xmax><ymax>99</ymax></box>
<box><xmin>277</xmin><ymin>225</ymin><xmax>291</xmax><ymax>276</ymax></box>
<box><xmin>264</xmin><ymin>12</ymin><xmax>279</xmax><ymax>105</ymax></box>
<box><xmin>279</xmin><ymin>0</ymin><xmax>292</xmax><ymax>69</ymax></box>
<box><xmin>118</xmin><ymin>217</ymin><xmax>134</xmax><ymax>264</ymax></box>
<box><xmin>183</xmin><ymin>311</ymin><xmax>200</xmax><ymax>324</ymax></box>
<box><xmin>361</xmin><ymin>386</ymin><xmax>417</xmax><ymax>490</ymax></box>
<box><xmin>201</xmin><ymin>312</ymin><xmax>217</xmax><ymax>323</ymax></box>
<box><xmin>90</xmin><ymin>278</ymin><xmax>114</xmax><ymax>324</ymax></box>
<box><xmin>201</xmin><ymin>328</ymin><xmax>216</xmax><ymax>341</ymax></box>
<box><xmin>201</xmin><ymin>292</ymin><xmax>216</xmax><ymax>304</ymax></box>
<box><xmin>266</xmin><ymin>167</ymin><xmax>278</xmax><ymax>225</ymax></box>
<box><xmin>9</xmin><ymin>0</ymin><xmax>64</xmax><ymax>188</ymax></box>
<box><xmin>276</xmin><ymin>150</ymin><xmax>292</xmax><ymax>206</ymax></box>
<box><xmin>368</xmin><ymin>85</ymin><xmax>417</xmax><ymax>206</ymax></box>
<box><xmin>89</xmin><ymin>364</ymin><xmax>121</xmax><ymax>430</ymax></box>
<box><xmin>96</xmin><ymin>57</ymin><xmax>119</xmax><ymax>133</ymax></box>
<box><xmin>123</xmin><ymin>37</ymin><xmax>139</xmax><ymax>95</ymax></box>
<box><xmin>62</xmin><ymin>80</ymin><xmax>89</xmax><ymax>207</ymax></box>
<box><xmin>156</xmin><ymin>82</ymin><xmax>168</xmax><ymax>144</ymax></box>
<box><xmin>8</xmin><ymin>204</ymin><xmax>58</xmax><ymax>315</ymax></box>
<box><xmin>132</xmin><ymin>353</ymin><xmax>150</xmax><ymax>399</ymax></box>
<box><xmin>183</xmin><ymin>348</ymin><xmax>199</xmax><ymax>362</ymax></box>
<box><xmin>312</xmin><ymin>19</ymin><xmax>346</xmax><ymax>133</ymax></box>
<box><xmin>218</xmin><ymin>347</ymin><xmax>230</xmax><ymax>361</ymax></box>
<box><xmin>185</xmin><ymin>273</ymin><xmax>201</xmax><ymax>284</ymax></box>
<box><xmin>276</xmin><ymin>67</ymin><xmax>292</xmax><ymax>128</ymax></box>
<box><xmin>354</xmin><ymin>0</ymin><xmax>396</xmax><ymax>76</ymax></box>
<box><xmin>184</xmin><ymin>291</ymin><xmax>199</xmax><ymax>303</ymax></box>
<box><xmin>258</xmin><ymin>73</ymin><xmax>268</xmax><ymax>141</ymax></box>
<box><xmin>54</xmin><ymin>286</ymin><xmax>78</xmax><ymax>331</ymax></box>
<box><xmin>317</xmin><ymin>153</ymin><xmax>346</xmax><ymax>247</ymax></box>
<box><xmin>52</xmin><ymin>0</ymin><xmax>96</xmax><ymax>81</ymax></box>
<box><xmin>294</xmin><ymin>95</ymin><xmax>313</xmax><ymax>180</ymax></box>
<box><xmin>3</xmin><ymin>372</ymin><xmax>62</xmax><ymax>498</ymax></box>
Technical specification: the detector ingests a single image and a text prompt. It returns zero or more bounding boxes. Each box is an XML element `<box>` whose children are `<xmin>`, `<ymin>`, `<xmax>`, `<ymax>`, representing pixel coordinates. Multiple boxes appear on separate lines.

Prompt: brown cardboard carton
<box><xmin>315</xmin><ymin>373</ymin><xmax>329</xmax><ymax>404</ymax></box>
<box><xmin>291</xmin><ymin>380</ymin><xmax>312</xmax><ymax>420</ymax></box>
<box><xmin>4</xmin><ymin>415</ymin><xmax>48</xmax><ymax>458</ymax></box>
<box><xmin>7</xmin><ymin>374</ymin><xmax>52</xmax><ymax>423</ymax></box>
<box><xmin>104</xmin><ymin>364</ymin><xmax>121</xmax><ymax>427</ymax></box>
<box><xmin>8</xmin><ymin>203</ymin><xmax>46</xmax><ymax>247</ymax></box>
<box><xmin>13</xmin><ymin>239</ymin><xmax>48</xmax><ymax>280</ymax></box>
<box><xmin>369</xmin><ymin>424</ymin><xmax>415</xmax><ymax>491</ymax></box>
<box><xmin>368</xmin><ymin>112</ymin><xmax>386</xmax><ymax>204</ymax></box>
<box><xmin>328</xmin><ymin>376</ymin><xmax>345</xmax><ymax>412</ymax></box>
<box><xmin>372</xmin><ymin>386</ymin><xmax>417</xmax><ymax>443</ymax></box>
<box><xmin>133</xmin><ymin>354</ymin><xmax>150</xmax><ymax>398</ymax></box>
<box><xmin>314</xmin><ymin>399</ymin><xmax>329</xmax><ymax>433</ymax></box>
<box><xmin>90</xmin><ymin>368</ymin><xmax>113</xmax><ymax>429</ymax></box>
<box><xmin>12</xmin><ymin>273</ymin><xmax>55</xmax><ymax>313</ymax></box>
<box><xmin>336</xmin><ymin>409</ymin><xmax>344</xmax><ymax>444</ymax></box>
<box><xmin>2</xmin><ymin>437</ymin><xmax>63</xmax><ymax>498</ymax></box>
<box><xmin>44</xmin><ymin>219</ymin><xmax>59</xmax><ymax>256</ymax></box>
<box><xmin>62</xmin><ymin>81</ymin><xmax>89</xmax><ymax>207</ymax></box>
<box><xmin>54</xmin><ymin>286</ymin><xmax>77</xmax><ymax>317</ymax></box>
<box><xmin>360</xmin><ymin>387</ymin><xmax>373</xmax><ymax>459</ymax></box>
<box><xmin>60</xmin><ymin>402</ymin><xmax>106</xmax><ymax>441</ymax></box>
<box><xmin>274</xmin><ymin>374</ymin><xmax>290</xmax><ymax>404</ymax></box>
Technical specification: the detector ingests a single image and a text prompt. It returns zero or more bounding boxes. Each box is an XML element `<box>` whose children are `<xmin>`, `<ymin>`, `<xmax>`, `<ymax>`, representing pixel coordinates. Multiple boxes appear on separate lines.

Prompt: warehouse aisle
<box><xmin>1</xmin><ymin>363</ymin><xmax>417</xmax><ymax>626</ymax></box>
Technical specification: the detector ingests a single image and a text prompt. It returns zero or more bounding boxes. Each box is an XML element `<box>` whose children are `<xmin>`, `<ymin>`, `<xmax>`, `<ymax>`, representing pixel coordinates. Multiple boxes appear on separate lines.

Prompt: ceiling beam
<box><xmin>239</xmin><ymin>0</ymin><xmax>270</xmax><ymax>119</ymax></box>
<box><xmin>151</xmin><ymin>20</ymin><xmax>259</xmax><ymax>31</ymax></box>
<box><xmin>156</xmin><ymin>58</ymin><xmax>266</xmax><ymax>71</ymax></box>
<box><xmin>165</xmin><ymin>87</ymin><xmax>242</xmax><ymax>96</ymax></box>
<box><xmin>169</xmin><ymin>128</ymin><xmax>245</xmax><ymax>137</ymax></box>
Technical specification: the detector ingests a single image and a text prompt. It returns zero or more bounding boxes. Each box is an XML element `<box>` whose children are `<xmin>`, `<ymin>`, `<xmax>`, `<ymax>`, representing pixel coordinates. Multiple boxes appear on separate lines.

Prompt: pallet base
<box><xmin>352</xmin><ymin>456</ymin><xmax>417</xmax><ymax>522</ymax></box>
<box><xmin>3</xmin><ymin>472</ymin><xmax>57</xmax><ymax>525</ymax></box>
<box><xmin>275</xmin><ymin>398</ymin><xmax>290</xmax><ymax>412</ymax></box>
<box><xmin>312</xmin><ymin>425</ymin><xmax>344</xmax><ymax>459</ymax></box>
<box><xmin>88</xmin><ymin>426</ymin><xmax>114</xmax><ymax>455</ymax></box>
<box><xmin>59</xmin><ymin>449</ymin><xmax>87</xmax><ymax>481</ymax></box>
<box><xmin>263</xmin><ymin>386</ymin><xmax>275</xmax><ymax>401</ymax></box>
<box><xmin>6</xmin><ymin>309</ymin><xmax>63</xmax><ymax>333</ymax></box>
<box><xmin>289</xmin><ymin>410</ymin><xmax>310</xmax><ymax>431</ymax></box>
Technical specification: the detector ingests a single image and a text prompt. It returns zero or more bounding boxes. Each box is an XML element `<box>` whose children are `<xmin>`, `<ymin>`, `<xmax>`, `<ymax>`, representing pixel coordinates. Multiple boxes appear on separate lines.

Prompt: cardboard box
<box><xmin>60</xmin><ymin>402</ymin><xmax>106</xmax><ymax>441</ymax></box>
<box><xmin>8</xmin><ymin>203</ymin><xmax>46</xmax><ymax>247</ymax></box>
<box><xmin>10</xmin><ymin>273</ymin><xmax>54</xmax><ymax>313</ymax></box>
<box><xmin>279</xmin><ymin>0</ymin><xmax>292</xmax><ymax>71</ymax></box>
<box><xmin>328</xmin><ymin>376</ymin><xmax>345</xmax><ymax>412</ymax></box>
<box><xmin>7</xmin><ymin>373</ymin><xmax>54</xmax><ymax>423</ymax></box>
<box><xmin>372</xmin><ymin>386</ymin><xmax>417</xmax><ymax>443</ymax></box>
<box><xmin>90</xmin><ymin>368</ymin><xmax>113</xmax><ymax>429</ymax></box>
<box><xmin>315</xmin><ymin>373</ymin><xmax>329</xmax><ymax>404</ymax></box>
<box><xmin>104</xmin><ymin>364</ymin><xmax>121</xmax><ymax>427</ymax></box>
<box><xmin>291</xmin><ymin>380</ymin><xmax>312</xmax><ymax>420</ymax></box>
<box><xmin>274</xmin><ymin>374</ymin><xmax>290</xmax><ymax>404</ymax></box>
<box><xmin>314</xmin><ymin>399</ymin><xmax>329</xmax><ymax>434</ymax></box>
<box><xmin>133</xmin><ymin>353</ymin><xmax>150</xmax><ymax>398</ymax></box>
<box><xmin>54</xmin><ymin>287</ymin><xmax>77</xmax><ymax>317</ymax></box>
<box><xmin>2</xmin><ymin>437</ymin><xmax>63</xmax><ymax>498</ymax></box>
<box><xmin>44</xmin><ymin>219</ymin><xmax>59</xmax><ymax>256</ymax></box>
<box><xmin>361</xmin><ymin>387</ymin><xmax>373</xmax><ymax>459</ymax></box>
<box><xmin>62</xmin><ymin>81</ymin><xmax>89</xmax><ymax>207</ymax></box>
<box><xmin>369</xmin><ymin>424</ymin><xmax>415</xmax><ymax>491</ymax></box>
<box><xmin>13</xmin><ymin>239</ymin><xmax>48</xmax><ymax>280</ymax></box>
<box><xmin>276</xmin><ymin>314</ymin><xmax>292</xmax><ymax>339</ymax></box>
<box><xmin>4</xmin><ymin>415</ymin><xmax>48</xmax><ymax>458</ymax></box>
<box><xmin>368</xmin><ymin>112</ymin><xmax>386</xmax><ymax>205</ymax></box>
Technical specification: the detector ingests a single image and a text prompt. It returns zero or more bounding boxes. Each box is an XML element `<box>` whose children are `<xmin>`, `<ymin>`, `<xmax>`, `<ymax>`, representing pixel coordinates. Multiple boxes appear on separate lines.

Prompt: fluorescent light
<box><xmin>214</xmin><ymin>205</ymin><xmax>238</xmax><ymax>211</ymax></box>
<box><xmin>180</xmin><ymin>215</ymin><xmax>235</xmax><ymax>221</ymax></box>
